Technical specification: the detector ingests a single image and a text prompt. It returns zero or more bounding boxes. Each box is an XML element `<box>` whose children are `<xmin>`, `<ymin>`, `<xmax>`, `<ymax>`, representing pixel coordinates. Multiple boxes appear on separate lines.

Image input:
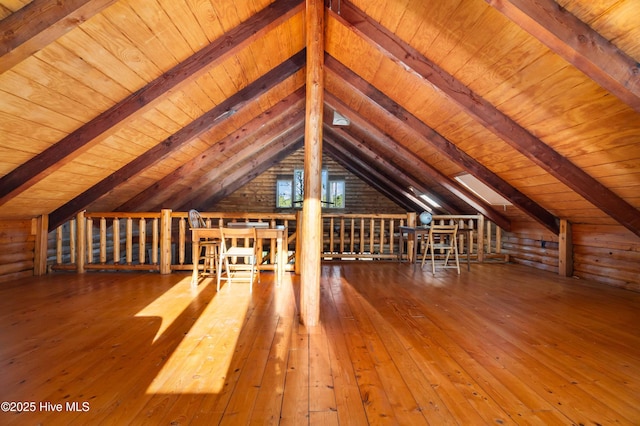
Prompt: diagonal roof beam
<box><xmin>156</xmin><ymin>97</ymin><xmax>306</xmax><ymax>211</ymax></box>
<box><xmin>183</xmin><ymin>129</ymin><xmax>306</xmax><ymax>212</ymax></box>
<box><xmin>324</xmin><ymin>93</ymin><xmax>512</xmax><ymax>230</ymax></box>
<box><xmin>334</xmin><ymin>1</ymin><xmax>640</xmax><ymax>237</ymax></box>
<box><xmin>118</xmin><ymin>87</ymin><xmax>306</xmax><ymax>212</ymax></box>
<box><xmin>324</xmin><ymin>140</ymin><xmax>427</xmax><ymax>213</ymax></box>
<box><xmin>48</xmin><ymin>52</ymin><xmax>305</xmax><ymax>230</ymax></box>
<box><xmin>326</xmin><ymin>56</ymin><xmax>542</xmax><ymax>232</ymax></box>
<box><xmin>484</xmin><ymin>0</ymin><xmax>640</xmax><ymax>113</ymax></box>
<box><xmin>323</xmin><ymin>129</ymin><xmax>438</xmax><ymax>213</ymax></box>
<box><xmin>323</xmin><ymin>123</ymin><xmax>451</xmax><ymax>213</ymax></box>
<box><xmin>0</xmin><ymin>0</ymin><xmax>118</xmax><ymax>73</ymax></box>
<box><xmin>0</xmin><ymin>0</ymin><xmax>304</xmax><ymax>206</ymax></box>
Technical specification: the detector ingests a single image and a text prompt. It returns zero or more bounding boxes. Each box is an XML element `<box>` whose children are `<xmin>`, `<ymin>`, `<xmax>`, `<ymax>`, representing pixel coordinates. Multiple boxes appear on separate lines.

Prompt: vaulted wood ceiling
<box><xmin>0</xmin><ymin>0</ymin><xmax>639</xmax><ymax>237</ymax></box>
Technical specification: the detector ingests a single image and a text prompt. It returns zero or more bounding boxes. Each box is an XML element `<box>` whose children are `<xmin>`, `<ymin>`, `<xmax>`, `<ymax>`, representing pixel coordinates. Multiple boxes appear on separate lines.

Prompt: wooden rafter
<box><xmin>0</xmin><ymin>0</ymin><xmax>118</xmax><ymax>72</ymax></box>
<box><xmin>485</xmin><ymin>0</ymin><xmax>640</xmax><ymax>112</ymax></box>
<box><xmin>171</xmin><ymin>107</ymin><xmax>307</xmax><ymax>210</ymax></box>
<box><xmin>323</xmin><ymin>123</ymin><xmax>451</xmax><ymax>213</ymax></box>
<box><xmin>118</xmin><ymin>88</ymin><xmax>306</xmax><ymax>212</ymax></box>
<box><xmin>323</xmin><ymin>130</ymin><xmax>438</xmax><ymax>213</ymax></box>
<box><xmin>326</xmin><ymin>55</ymin><xmax>554</xmax><ymax>233</ymax></box>
<box><xmin>334</xmin><ymin>1</ymin><xmax>640</xmax><ymax>238</ymax></box>
<box><xmin>48</xmin><ymin>52</ymin><xmax>305</xmax><ymax>230</ymax></box>
<box><xmin>324</xmin><ymin>93</ymin><xmax>512</xmax><ymax>231</ymax></box>
<box><xmin>0</xmin><ymin>0</ymin><xmax>304</xmax><ymax>207</ymax></box>
<box><xmin>323</xmin><ymin>139</ymin><xmax>428</xmax><ymax>213</ymax></box>
<box><xmin>184</xmin><ymin>129</ymin><xmax>305</xmax><ymax>212</ymax></box>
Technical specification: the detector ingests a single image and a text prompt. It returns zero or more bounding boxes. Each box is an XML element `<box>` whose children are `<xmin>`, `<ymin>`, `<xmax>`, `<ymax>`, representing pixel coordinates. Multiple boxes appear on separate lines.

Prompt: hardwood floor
<box><xmin>1</xmin><ymin>263</ymin><xmax>639</xmax><ymax>425</ymax></box>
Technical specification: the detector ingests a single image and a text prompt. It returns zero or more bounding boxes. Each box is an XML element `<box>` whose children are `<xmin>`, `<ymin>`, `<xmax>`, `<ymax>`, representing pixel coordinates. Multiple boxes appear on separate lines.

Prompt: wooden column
<box><xmin>77</xmin><ymin>211</ymin><xmax>86</xmax><ymax>274</ymax></box>
<box><xmin>477</xmin><ymin>214</ymin><xmax>485</xmax><ymax>263</ymax></box>
<box><xmin>300</xmin><ymin>0</ymin><xmax>324</xmax><ymax>327</ymax></box>
<box><xmin>559</xmin><ymin>219</ymin><xmax>573</xmax><ymax>277</ymax></box>
<box><xmin>160</xmin><ymin>209</ymin><xmax>172</xmax><ymax>274</ymax></box>
<box><xmin>33</xmin><ymin>214</ymin><xmax>49</xmax><ymax>276</ymax></box>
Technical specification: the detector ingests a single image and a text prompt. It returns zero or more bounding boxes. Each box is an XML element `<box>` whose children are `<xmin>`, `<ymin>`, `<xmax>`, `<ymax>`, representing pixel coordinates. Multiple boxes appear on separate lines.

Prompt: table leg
<box><xmin>276</xmin><ymin>233</ymin><xmax>283</xmax><ymax>287</ymax></box>
<box><xmin>191</xmin><ymin>240</ymin><xmax>199</xmax><ymax>288</ymax></box>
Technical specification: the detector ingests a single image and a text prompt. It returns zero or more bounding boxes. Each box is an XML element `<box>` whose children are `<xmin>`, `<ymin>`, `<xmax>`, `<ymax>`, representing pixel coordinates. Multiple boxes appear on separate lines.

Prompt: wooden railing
<box><xmin>50</xmin><ymin>210</ymin><xmax>506</xmax><ymax>274</ymax></box>
<box><xmin>322</xmin><ymin>213</ymin><xmax>409</xmax><ymax>260</ymax></box>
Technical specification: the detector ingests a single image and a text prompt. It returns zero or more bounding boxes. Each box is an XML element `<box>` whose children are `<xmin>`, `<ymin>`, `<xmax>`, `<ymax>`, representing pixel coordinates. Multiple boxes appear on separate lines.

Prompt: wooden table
<box><xmin>191</xmin><ymin>226</ymin><xmax>287</xmax><ymax>288</ymax></box>
<box><xmin>398</xmin><ymin>226</ymin><xmax>471</xmax><ymax>271</ymax></box>
<box><xmin>398</xmin><ymin>226</ymin><xmax>430</xmax><ymax>269</ymax></box>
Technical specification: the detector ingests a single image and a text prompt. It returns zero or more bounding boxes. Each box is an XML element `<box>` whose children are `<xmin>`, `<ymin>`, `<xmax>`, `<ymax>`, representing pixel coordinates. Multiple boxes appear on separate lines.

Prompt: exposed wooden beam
<box><xmin>324</xmin><ymin>93</ymin><xmax>512</xmax><ymax>231</ymax></box>
<box><xmin>174</xmin><ymin>113</ymin><xmax>307</xmax><ymax>211</ymax></box>
<box><xmin>48</xmin><ymin>52</ymin><xmax>305</xmax><ymax>230</ymax></box>
<box><xmin>0</xmin><ymin>0</ymin><xmax>118</xmax><ymax>72</ymax></box>
<box><xmin>117</xmin><ymin>88</ymin><xmax>306</xmax><ymax>212</ymax></box>
<box><xmin>301</xmin><ymin>0</ymin><xmax>324</xmax><ymax>327</ymax></box>
<box><xmin>186</xmin><ymin>131</ymin><xmax>305</xmax><ymax>212</ymax></box>
<box><xmin>326</xmin><ymin>56</ymin><xmax>548</xmax><ymax>232</ymax></box>
<box><xmin>323</xmin><ymin>131</ymin><xmax>434</xmax><ymax>213</ymax></box>
<box><xmin>334</xmin><ymin>1</ymin><xmax>640</xmax><ymax>238</ymax></box>
<box><xmin>323</xmin><ymin>124</ymin><xmax>449</xmax><ymax>213</ymax></box>
<box><xmin>0</xmin><ymin>0</ymin><xmax>304</xmax><ymax>207</ymax></box>
<box><xmin>485</xmin><ymin>0</ymin><xmax>640</xmax><ymax>113</ymax></box>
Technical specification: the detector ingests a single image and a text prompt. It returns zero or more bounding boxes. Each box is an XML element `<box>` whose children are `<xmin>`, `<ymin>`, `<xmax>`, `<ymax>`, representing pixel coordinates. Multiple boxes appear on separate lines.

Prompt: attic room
<box><xmin>1</xmin><ymin>0</ymin><xmax>639</xmax><ymax>424</ymax></box>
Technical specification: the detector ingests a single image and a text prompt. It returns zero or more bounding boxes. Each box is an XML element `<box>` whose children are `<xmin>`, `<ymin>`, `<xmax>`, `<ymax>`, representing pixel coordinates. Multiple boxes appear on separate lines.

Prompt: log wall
<box><xmin>503</xmin><ymin>221</ymin><xmax>640</xmax><ymax>292</ymax></box>
<box><xmin>0</xmin><ymin>219</ymin><xmax>35</xmax><ymax>283</ymax></box>
<box><xmin>573</xmin><ymin>224</ymin><xmax>640</xmax><ymax>292</ymax></box>
<box><xmin>213</xmin><ymin>148</ymin><xmax>405</xmax><ymax>214</ymax></box>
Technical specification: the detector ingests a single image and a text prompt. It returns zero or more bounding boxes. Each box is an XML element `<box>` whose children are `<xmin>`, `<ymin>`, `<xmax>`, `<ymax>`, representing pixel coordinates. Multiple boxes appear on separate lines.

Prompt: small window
<box><xmin>276</xmin><ymin>176</ymin><xmax>293</xmax><ymax>208</ymax></box>
<box><xmin>328</xmin><ymin>179</ymin><xmax>345</xmax><ymax>208</ymax></box>
<box><xmin>280</xmin><ymin>170</ymin><xmax>344</xmax><ymax>208</ymax></box>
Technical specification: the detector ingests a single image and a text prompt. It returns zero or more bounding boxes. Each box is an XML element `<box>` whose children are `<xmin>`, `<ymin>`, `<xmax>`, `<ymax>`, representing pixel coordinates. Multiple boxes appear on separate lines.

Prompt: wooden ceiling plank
<box><xmin>326</xmin><ymin>56</ymin><xmax>549</xmax><ymax>233</ymax></box>
<box><xmin>484</xmin><ymin>0</ymin><xmax>640</xmax><ymax>112</ymax></box>
<box><xmin>47</xmin><ymin>51</ymin><xmax>305</xmax><ymax>230</ymax></box>
<box><xmin>0</xmin><ymin>0</ymin><xmax>304</xmax><ymax>207</ymax></box>
<box><xmin>0</xmin><ymin>0</ymin><xmax>118</xmax><ymax>72</ymax></box>
<box><xmin>334</xmin><ymin>1</ymin><xmax>640</xmax><ymax>238</ymax></box>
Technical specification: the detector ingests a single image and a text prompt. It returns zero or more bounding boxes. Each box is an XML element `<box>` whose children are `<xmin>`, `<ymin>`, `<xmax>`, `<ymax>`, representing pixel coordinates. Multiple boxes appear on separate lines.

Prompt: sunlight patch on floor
<box><xmin>144</xmin><ymin>281</ymin><xmax>252</xmax><ymax>394</ymax></box>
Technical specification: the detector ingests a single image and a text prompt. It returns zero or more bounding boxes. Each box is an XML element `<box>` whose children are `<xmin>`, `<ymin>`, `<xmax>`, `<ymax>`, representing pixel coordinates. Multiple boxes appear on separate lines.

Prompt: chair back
<box><xmin>188</xmin><ymin>209</ymin><xmax>207</xmax><ymax>229</ymax></box>
<box><xmin>219</xmin><ymin>227</ymin><xmax>259</xmax><ymax>251</ymax></box>
<box><xmin>429</xmin><ymin>223</ymin><xmax>458</xmax><ymax>246</ymax></box>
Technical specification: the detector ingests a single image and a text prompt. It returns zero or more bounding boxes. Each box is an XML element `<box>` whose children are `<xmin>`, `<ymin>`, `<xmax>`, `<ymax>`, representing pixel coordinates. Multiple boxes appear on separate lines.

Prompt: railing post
<box><xmin>477</xmin><ymin>214</ymin><xmax>485</xmax><ymax>263</ymax></box>
<box><xmin>559</xmin><ymin>219</ymin><xmax>573</xmax><ymax>277</ymax></box>
<box><xmin>77</xmin><ymin>211</ymin><xmax>86</xmax><ymax>274</ymax></box>
<box><xmin>160</xmin><ymin>209</ymin><xmax>172</xmax><ymax>274</ymax></box>
<box><xmin>295</xmin><ymin>210</ymin><xmax>302</xmax><ymax>275</ymax></box>
<box><xmin>407</xmin><ymin>212</ymin><xmax>416</xmax><ymax>263</ymax></box>
<box><xmin>33</xmin><ymin>214</ymin><xmax>49</xmax><ymax>276</ymax></box>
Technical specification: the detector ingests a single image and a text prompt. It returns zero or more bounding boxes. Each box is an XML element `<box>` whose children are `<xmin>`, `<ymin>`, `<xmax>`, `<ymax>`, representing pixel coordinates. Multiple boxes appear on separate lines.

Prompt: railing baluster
<box><xmin>100</xmin><ymin>218</ymin><xmax>107</xmax><ymax>264</ymax></box>
<box><xmin>126</xmin><ymin>217</ymin><xmax>133</xmax><ymax>265</ymax></box>
<box><xmin>113</xmin><ymin>218</ymin><xmax>120</xmax><ymax>264</ymax></box>
<box><xmin>139</xmin><ymin>218</ymin><xmax>146</xmax><ymax>265</ymax></box>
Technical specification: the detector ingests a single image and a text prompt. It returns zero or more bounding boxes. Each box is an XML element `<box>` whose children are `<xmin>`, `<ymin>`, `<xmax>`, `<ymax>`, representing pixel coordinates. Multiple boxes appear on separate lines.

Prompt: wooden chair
<box><xmin>217</xmin><ymin>226</ymin><xmax>260</xmax><ymax>292</ymax></box>
<box><xmin>421</xmin><ymin>223</ymin><xmax>460</xmax><ymax>274</ymax></box>
<box><xmin>188</xmin><ymin>209</ymin><xmax>219</xmax><ymax>280</ymax></box>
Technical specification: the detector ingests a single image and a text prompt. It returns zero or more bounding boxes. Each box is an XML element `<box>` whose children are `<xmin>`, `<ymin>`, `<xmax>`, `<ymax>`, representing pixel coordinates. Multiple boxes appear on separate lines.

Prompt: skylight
<box><xmin>455</xmin><ymin>174</ymin><xmax>512</xmax><ymax>206</ymax></box>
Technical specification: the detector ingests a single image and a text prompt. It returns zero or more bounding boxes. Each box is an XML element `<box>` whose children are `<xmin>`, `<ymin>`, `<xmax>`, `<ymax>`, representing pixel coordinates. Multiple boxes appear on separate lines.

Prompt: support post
<box><xmin>33</xmin><ymin>214</ymin><xmax>49</xmax><ymax>276</ymax></box>
<box><xmin>77</xmin><ymin>211</ymin><xmax>86</xmax><ymax>274</ymax></box>
<box><xmin>160</xmin><ymin>209</ymin><xmax>172</xmax><ymax>274</ymax></box>
<box><xmin>477</xmin><ymin>214</ymin><xmax>485</xmax><ymax>263</ymax></box>
<box><xmin>300</xmin><ymin>0</ymin><xmax>324</xmax><ymax>327</ymax></box>
<box><xmin>559</xmin><ymin>219</ymin><xmax>573</xmax><ymax>277</ymax></box>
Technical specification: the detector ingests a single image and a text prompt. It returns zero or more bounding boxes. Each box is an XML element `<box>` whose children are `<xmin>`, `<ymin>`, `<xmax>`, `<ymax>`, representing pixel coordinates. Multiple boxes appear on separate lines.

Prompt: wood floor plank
<box><xmin>1</xmin><ymin>263</ymin><xmax>639</xmax><ymax>425</ymax></box>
